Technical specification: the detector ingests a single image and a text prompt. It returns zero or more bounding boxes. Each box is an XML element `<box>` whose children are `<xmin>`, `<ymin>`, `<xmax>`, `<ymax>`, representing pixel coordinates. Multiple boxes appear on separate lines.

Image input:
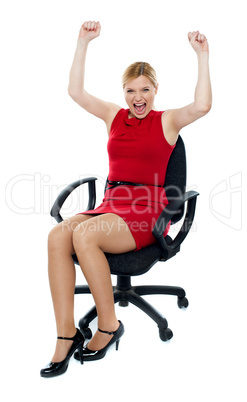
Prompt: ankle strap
<box><xmin>57</xmin><ymin>336</ymin><xmax>73</xmax><ymax>340</ymax></box>
<box><xmin>57</xmin><ymin>329</ymin><xmax>78</xmax><ymax>340</ymax></box>
<box><xmin>98</xmin><ymin>320</ymin><xmax>121</xmax><ymax>335</ymax></box>
<box><xmin>98</xmin><ymin>328</ymin><xmax>116</xmax><ymax>335</ymax></box>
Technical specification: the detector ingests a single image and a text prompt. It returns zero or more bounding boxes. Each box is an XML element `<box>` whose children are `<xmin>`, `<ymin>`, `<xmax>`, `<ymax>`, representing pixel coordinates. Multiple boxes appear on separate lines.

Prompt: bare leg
<box><xmin>72</xmin><ymin>213</ymin><xmax>136</xmax><ymax>350</ymax></box>
<box><xmin>47</xmin><ymin>213</ymin><xmax>96</xmax><ymax>362</ymax></box>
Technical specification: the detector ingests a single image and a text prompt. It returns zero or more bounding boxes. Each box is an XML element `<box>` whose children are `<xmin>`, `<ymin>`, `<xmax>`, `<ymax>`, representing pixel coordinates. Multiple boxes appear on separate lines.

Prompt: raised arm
<box><xmin>68</xmin><ymin>21</ymin><xmax>121</xmax><ymax>133</ymax></box>
<box><xmin>162</xmin><ymin>31</ymin><xmax>212</xmax><ymax>145</ymax></box>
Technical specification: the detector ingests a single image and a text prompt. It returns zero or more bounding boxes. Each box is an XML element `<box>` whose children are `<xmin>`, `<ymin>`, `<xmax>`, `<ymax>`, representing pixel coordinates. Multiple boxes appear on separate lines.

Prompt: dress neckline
<box><xmin>124</xmin><ymin>108</ymin><xmax>154</xmax><ymax>126</ymax></box>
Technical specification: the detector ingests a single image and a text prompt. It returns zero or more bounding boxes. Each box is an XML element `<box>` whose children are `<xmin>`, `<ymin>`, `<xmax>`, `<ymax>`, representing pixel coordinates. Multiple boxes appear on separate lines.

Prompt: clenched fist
<box><xmin>188</xmin><ymin>31</ymin><xmax>209</xmax><ymax>54</ymax></box>
<box><xmin>78</xmin><ymin>21</ymin><xmax>101</xmax><ymax>43</ymax></box>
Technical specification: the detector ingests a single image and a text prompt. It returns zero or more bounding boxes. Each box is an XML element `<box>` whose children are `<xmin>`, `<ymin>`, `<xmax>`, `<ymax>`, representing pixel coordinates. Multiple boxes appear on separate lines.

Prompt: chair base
<box><xmin>75</xmin><ymin>275</ymin><xmax>188</xmax><ymax>342</ymax></box>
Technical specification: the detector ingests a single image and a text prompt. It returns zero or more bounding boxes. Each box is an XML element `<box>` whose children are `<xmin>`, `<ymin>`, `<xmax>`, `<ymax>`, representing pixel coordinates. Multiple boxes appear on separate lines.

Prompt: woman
<box><xmin>40</xmin><ymin>21</ymin><xmax>212</xmax><ymax>377</ymax></box>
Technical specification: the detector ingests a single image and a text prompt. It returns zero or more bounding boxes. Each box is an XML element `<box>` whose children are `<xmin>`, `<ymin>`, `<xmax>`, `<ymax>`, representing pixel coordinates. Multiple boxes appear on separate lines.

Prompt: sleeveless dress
<box><xmin>79</xmin><ymin>108</ymin><xmax>175</xmax><ymax>251</ymax></box>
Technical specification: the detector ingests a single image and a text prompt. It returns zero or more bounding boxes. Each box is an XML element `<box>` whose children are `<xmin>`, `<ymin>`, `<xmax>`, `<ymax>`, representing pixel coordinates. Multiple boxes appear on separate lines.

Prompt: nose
<box><xmin>134</xmin><ymin>92</ymin><xmax>143</xmax><ymax>102</ymax></box>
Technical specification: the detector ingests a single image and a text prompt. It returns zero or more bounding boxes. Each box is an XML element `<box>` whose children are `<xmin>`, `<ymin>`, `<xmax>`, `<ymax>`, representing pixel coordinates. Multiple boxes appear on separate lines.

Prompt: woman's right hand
<box><xmin>78</xmin><ymin>21</ymin><xmax>101</xmax><ymax>43</ymax></box>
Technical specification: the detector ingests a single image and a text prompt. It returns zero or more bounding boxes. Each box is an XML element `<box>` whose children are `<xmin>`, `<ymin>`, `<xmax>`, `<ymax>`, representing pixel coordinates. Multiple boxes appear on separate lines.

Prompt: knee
<box><xmin>48</xmin><ymin>225</ymin><xmax>60</xmax><ymax>251</ymax></box>
<box><xmin>72</xmin><ymin>222</ymin><xmax>96</xmax><ymax>253</ymax></box>
<box><xmin>48</xmin><ymin>223</ymin><xmax>69</xmax><ymax>252</ymax></box>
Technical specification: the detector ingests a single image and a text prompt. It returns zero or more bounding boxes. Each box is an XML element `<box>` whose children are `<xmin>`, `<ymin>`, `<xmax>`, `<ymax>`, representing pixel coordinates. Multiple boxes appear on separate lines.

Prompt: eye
<box><xmin>127</xmin><ymin>89</ymin><xmax>133</xmax><ymax>93</ymax></box>
<box><xmin>143</xmin><ymin>88</ymin><xmax>150</xmax><ymax>92</ymax></box>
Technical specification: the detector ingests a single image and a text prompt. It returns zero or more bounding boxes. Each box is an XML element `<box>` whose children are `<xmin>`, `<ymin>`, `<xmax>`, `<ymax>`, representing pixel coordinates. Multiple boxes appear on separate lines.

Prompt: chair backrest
<box><xmin>104</xmin><ymin>134</ymin><xmax>186</xmax><ymax>225</ymax></box>
<box><xmin>164</xmin><ymin>135</ymin><xmax>186</xmax><ymax>224</ymax></box>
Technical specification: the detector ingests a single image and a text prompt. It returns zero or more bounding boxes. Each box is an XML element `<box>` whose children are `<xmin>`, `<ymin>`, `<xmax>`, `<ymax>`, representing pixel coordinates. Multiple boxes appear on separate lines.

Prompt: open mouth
<box><xmin>134</xmin><ymin>103</ymin><xmax>146</xmax><ymax>115</ymax></box>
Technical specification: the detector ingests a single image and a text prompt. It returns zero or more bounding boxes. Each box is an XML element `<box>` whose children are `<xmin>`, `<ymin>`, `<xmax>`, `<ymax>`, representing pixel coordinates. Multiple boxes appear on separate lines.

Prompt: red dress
<box><xmin>79</xmin><ymin>108</ymin><xmax>175</xmax><ymax>251</ymax></box>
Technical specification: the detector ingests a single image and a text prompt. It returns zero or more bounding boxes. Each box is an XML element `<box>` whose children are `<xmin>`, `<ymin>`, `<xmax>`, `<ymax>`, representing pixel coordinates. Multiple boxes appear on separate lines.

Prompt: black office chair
<box><xmin>50</xmin><ymin>135</ymin><xmax>199</xmax><ymax>341</ymax></box>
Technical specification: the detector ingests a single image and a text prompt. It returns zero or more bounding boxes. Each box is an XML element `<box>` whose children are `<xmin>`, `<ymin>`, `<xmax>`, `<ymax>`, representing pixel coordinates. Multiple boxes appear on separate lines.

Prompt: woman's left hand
<box><xmin>188</xmin><ymin>31</ymin><xmax>209</xmax><ymax>54</ymax></box>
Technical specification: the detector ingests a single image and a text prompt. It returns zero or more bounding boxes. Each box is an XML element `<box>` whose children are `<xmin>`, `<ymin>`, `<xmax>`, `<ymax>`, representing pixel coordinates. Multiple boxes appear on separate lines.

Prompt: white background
<box><xmin>1</xmin><ymin>0</ymin><xmax>246</xmax><ymax>400</ymax></box>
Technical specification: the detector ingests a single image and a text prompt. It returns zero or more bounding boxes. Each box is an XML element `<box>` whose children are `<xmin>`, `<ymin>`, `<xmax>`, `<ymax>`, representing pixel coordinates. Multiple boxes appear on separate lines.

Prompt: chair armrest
<box><xmin>152</xmin><ymin>190</ymin><xmax>199</xmax><ymax>260</ymax></box>
<box><xmin>50</xmin><ymin>177</ymin><xmax>97</xmax><ymax>223</ymax></box>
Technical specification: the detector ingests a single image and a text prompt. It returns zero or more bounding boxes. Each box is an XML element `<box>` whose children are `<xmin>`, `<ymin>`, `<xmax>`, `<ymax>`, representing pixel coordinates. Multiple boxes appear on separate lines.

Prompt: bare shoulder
<box><xmin>161</xmin><ymin>110</ymin><xmax>179</xmax><ymax>146</ymax></box>
<box><xmin>105</xmin><ymin>104</ymin><xmax>122</xmax><ymax>136</ymax></box>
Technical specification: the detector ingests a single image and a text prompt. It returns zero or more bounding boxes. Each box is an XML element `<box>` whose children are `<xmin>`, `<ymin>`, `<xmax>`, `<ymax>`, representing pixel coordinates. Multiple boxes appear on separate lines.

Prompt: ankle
<box><xmin>56</xmin><ymin>325</ymin><xmax>76</xmax><ymax>338</ymax></box>
<box><xmin>97</xmin><ymin>319</ymin><xmax>119</xmax><ymax>333</ymax></box>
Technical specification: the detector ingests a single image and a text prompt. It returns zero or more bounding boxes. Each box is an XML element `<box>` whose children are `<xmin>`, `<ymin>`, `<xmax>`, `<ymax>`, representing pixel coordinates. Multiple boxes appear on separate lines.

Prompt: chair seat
<box><xmin>73</xmin><ymin>236</ymin><xmax>174</xmax><ymax>277</ymax></box>
<box><xmin>105</xmin><ymin>242</ymin><xmax>163</xmax><ymax>276</ymax></box>
<box><xmin>73</xmin><ymin>242</ymin><xmax>163</xmax><ymax>276</ymax></box>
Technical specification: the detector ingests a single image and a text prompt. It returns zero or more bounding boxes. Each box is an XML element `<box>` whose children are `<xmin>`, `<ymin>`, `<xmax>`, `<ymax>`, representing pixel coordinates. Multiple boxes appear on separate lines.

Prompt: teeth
<box><xmin>134</xmin><ymin>103</ymin><xmax>145</xmax><ymax>106</ymax></box>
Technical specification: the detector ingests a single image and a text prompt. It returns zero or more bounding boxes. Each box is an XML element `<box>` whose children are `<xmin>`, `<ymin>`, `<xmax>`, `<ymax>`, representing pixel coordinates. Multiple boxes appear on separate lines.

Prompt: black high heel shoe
<box><xmin>40</xmin><ymin>328</ymin><xmax>85</xmax><ymax>378</ymax></box>
<box><xmin>74</xmin><ymin>320</ymin><xmax>124</xmax><ymax>362</ymax></box>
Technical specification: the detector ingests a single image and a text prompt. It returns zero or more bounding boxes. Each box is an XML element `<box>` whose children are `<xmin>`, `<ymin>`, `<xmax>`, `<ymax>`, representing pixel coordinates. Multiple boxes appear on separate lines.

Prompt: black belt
<box><xmin>106</xmin><ymin>179</ymin><xmax>162</xmax><ymax>190</ymax></box>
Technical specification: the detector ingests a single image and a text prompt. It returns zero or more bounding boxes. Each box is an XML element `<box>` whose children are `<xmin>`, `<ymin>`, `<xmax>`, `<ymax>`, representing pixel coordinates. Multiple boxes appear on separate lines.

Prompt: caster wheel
<box><xmin>82</xmin><ymin>327</ymin><xmax>93</xmax><ymax>339</ymax></box>
<box><xmin>119</xmin><ymin>300</ymin><xmax>129</xmax><ymax>307</ymax></box>
<box><xmin>178</xmin><ymin>297</ymin><xmax>189</xmax><ymax>309</ymax></box>
<box><xmin>159</xmin><ymin>327</ymin><xmax>173</xmax><ymax>342</ymax></box>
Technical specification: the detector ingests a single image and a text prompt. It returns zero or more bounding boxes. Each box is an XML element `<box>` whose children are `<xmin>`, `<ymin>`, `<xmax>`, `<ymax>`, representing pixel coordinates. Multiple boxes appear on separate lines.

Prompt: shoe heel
<box><xmin>116</xmin><ymin>339</ymin><xmax>120</xmax><ymax>351</ymax></box>
<box><xmin>77</xmin><ymin>345</ymin><xmax>84</xmax><ymax>365</ymax></box>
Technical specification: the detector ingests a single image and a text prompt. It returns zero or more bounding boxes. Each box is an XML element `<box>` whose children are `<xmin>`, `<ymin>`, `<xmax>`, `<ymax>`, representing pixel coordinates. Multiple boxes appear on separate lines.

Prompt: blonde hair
<box><xmin>122</xmin><ymin>62</ymin><xmax>158</xmax><ymax>88</ymax></box>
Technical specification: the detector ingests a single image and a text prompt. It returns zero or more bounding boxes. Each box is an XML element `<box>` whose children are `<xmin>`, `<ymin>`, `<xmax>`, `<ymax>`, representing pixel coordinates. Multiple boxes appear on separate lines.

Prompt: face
<box><xmin>123</xmin><ymin>75</ymin><xmax>158</xmax><ymax>119</ymax></box>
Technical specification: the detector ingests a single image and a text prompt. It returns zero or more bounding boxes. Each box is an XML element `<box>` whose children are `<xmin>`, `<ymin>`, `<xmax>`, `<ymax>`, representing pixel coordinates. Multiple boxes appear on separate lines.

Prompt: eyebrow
<box><xmin>126</xmin><ymin>85</ymin><xmax>151</xmax><ymax>90</ymax></box>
